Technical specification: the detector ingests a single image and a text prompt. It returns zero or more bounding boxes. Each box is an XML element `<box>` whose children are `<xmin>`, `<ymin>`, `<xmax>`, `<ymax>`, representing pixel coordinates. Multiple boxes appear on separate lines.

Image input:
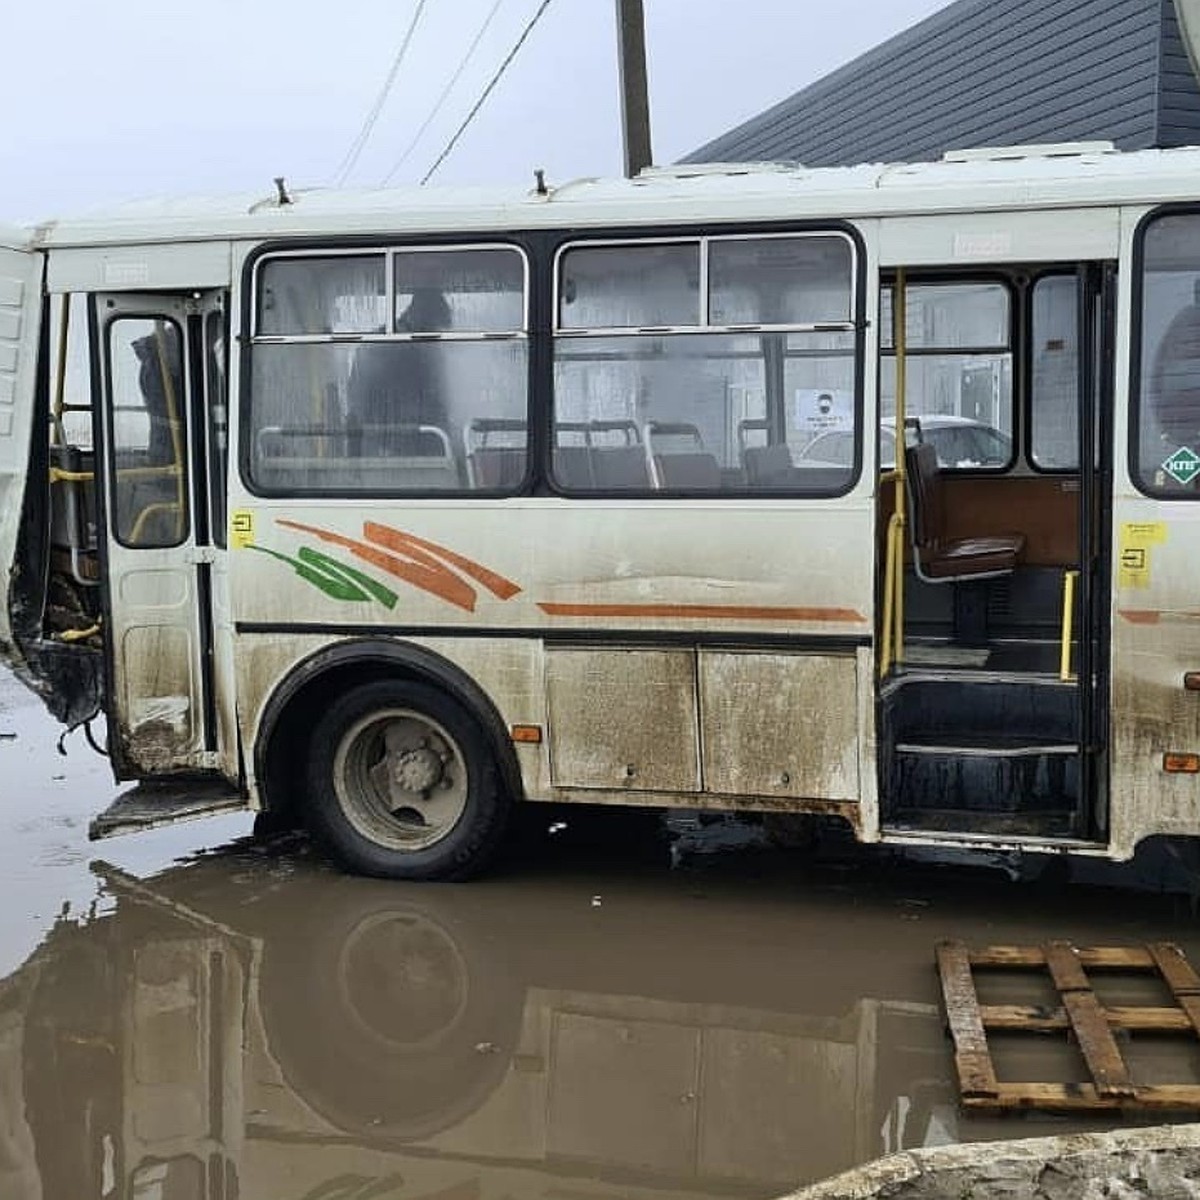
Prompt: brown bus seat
<box><xmin>907</xmin><ymin>443</ymin><xmax>1024</xmax><ymax>580</ymax></box>
<box><xmin>906</xmin><ymin>441</ymin><xmax>1025</xmax><ymax>645</ymax></box>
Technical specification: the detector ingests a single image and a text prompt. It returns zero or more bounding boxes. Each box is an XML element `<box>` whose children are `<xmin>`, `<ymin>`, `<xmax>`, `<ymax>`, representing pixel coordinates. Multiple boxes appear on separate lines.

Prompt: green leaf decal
<box><xmin>250</xmin><ymin>545</ymin><xmax>398</xmax><ymax>607</ymax></box>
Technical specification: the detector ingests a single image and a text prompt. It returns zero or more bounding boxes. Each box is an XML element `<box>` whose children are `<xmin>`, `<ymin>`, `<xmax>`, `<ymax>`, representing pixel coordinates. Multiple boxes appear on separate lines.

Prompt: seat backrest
<box><xmin>906</xmin><ymin>441</ymin><xmax>945</xmax><ymax>552</ymax></box>
<box><xmin>469</xmin><ymin>447</ymin><xmax>525</xmax><ymax>488</ymax></box>
<box><xmin>591</xmin><ymin>445</ymin><xmax>650</xmax><ymax>489</ymax></box>
<box><xmin>744</xmin><ymin>443</ymin><xmax>794</xmax><ymax>486</ymax></box>
<box><xmin>653</xmin><ymin>452</ymin><xmax>722</xmax><ymax>489</ymax></box>
<box><xmin>553</xmin><ymin>445</ymin><xmax>594</xmax><ymax>488</ymax></box>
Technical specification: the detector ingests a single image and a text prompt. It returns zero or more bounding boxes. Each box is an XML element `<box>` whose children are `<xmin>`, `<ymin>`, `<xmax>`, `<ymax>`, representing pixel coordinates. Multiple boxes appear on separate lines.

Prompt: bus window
<box><xmin>709</xmin><ymin>235</ymin><xmax>852</xmax><ymax>325</ymax></box>
<box><xmin>107</xmin><ymin>317</ymin><xmax>189</xmax><ymax>547</ymax></box>
<box><xmin>247</xmin><ymin>246</ymin><xmax>528</xmax><ymax>494</ymax></box>
<box><xmin>1030</xmin><ymin>275</ymin><xmax>1079</xmax><ymax>471</ymax></box>
<box><xmin>879</xmin><ymin>282</ymin><xmax>1013</xmax><ymax>470</ymax></box>
<box><xmin>552</xmin><ymin>233</ymin><xmax>858</xmax><ymax>494</ymax></box>
<box><xmin>1135</xmin><ymin>211</ymin><xmax>1200</xmax><ymax>495</ymax></box>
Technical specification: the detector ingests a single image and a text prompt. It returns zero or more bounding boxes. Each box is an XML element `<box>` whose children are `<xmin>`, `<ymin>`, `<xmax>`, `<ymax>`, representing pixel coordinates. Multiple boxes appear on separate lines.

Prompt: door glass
<box><xmin>107</xmin><ymin>317</ymin><xmax>189</xmax><ymax>547</ymax></box>
<box><xmin>205</xmin><ymin>312</ymin><xmax>228</xmax><ymax>547</ymax></box>
<box><xmin>880</xmin><ymin>282</ymin><xmax>1014</xmax><ymax>470</ymax></box>
<box><xmin>1030</xmin><ymin>275</ymin><xmax>1079</xmax><ymax>470</ymax></box>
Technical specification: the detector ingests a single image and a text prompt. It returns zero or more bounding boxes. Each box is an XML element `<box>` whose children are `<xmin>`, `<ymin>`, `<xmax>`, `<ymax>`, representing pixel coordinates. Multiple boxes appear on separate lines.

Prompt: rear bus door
<box><xmin>0</xmin><ymin>240</ymin><xmax>44</xmax><ymax>655</ymax></box>
<box><xmin>96</xmin><ymin>292</ymin><xmax>235</xmax><ymax>778</ymax></box>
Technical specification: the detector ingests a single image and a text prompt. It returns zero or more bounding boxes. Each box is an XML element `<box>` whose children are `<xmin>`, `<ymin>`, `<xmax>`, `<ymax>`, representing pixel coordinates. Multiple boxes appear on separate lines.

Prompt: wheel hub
<box><xmin>390</xmin><ymin>745</ymin><xmax>444</xmax><ymax>793</ymax></box>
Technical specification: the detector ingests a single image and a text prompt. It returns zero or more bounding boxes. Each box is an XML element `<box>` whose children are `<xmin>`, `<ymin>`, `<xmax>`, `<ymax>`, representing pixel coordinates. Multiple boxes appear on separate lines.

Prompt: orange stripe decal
<box><xmin>1118</xmin><ymin>609</ymin><xmax>1200</xmax><ymax>625</ymax></box>
<box><xmin>537</xmin><ymin>602</ymin><xmax>866</xmax><ymax>622</ymax></box>
<box><xmin>277</xmin><ymin>520</ymin><xmax>521</xmax><ymax>612</ymax></box>
<box><xmin>1119</xmin><ymin>610</ymin><xmax>1162</xmax><ymax>625</ymax></box>
<box><xmin>364</xmin><ymin>522</ymin><xmax>522</xmax><ymax>601</ymax></box>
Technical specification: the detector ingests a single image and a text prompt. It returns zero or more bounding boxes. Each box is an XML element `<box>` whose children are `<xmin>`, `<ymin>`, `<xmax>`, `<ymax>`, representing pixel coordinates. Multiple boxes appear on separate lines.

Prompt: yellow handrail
<box><xmin>128</xmin><ymin>500</ymin><xmax>183</xmax><ymax>546</ymax></box>
<box><xmin>59</xmin><ymin>623</ymin><xmax>101</xmax><ymax>643</ymax></box>
<box><xmin>1060</xmin><ymin>569</ymin><xmax>1079</xmax><ymax>681</ymax></box>
<box><xmin>880</xmin><ymin>270</ymin><xmax>908</xmax><ymax>678</ymax></box>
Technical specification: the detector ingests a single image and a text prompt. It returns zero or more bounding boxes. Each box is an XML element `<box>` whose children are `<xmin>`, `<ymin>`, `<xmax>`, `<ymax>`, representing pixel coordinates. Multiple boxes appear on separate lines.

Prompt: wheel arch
<box><xmin>255</xmin><ymin>638</ymin><xmax>525</xmax><ymax>822</ymax></box>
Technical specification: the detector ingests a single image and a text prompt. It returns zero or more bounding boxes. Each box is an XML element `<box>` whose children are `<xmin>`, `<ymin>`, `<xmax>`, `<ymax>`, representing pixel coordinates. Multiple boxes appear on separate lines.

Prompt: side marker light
<box><xmin>1163</xmin><ymin>752</ymin><xmax>1200</xmax><ymax>774</ymax></box>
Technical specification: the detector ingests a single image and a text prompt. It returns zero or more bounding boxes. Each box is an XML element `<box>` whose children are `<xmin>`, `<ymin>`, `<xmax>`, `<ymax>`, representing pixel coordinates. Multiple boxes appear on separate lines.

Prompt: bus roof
<box><xmin>24</xmin><ymin>143</ymin><xmax>1200</xmax><ymax>249</ymax></box>
<box><xmin>0</xmin><ymin>222</ymin><xmax>32</xmax><ymax>252</ymax></box>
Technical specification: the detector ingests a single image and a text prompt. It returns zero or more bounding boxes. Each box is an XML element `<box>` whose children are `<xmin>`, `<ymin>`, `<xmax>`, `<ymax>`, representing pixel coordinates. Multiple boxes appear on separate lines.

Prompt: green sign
<box><xmin>1162</xmin><ymin>446</ymin><xmax>1200</xmax><ymax>487</ymax></box>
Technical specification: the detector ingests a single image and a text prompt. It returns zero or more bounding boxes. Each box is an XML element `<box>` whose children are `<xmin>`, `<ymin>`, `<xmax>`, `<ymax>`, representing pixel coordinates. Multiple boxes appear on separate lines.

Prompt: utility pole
<box><xmin>615</xmin><ymin>0</ymin><xmax>653</xmax><ymax>177</ymax></box>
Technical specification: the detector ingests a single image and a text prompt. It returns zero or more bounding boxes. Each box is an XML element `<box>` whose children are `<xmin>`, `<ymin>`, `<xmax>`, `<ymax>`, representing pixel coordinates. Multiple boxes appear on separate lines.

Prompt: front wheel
<box><xmin>305</xmin><ymin>679</ymin><xmax>510</xmax><ymax>880</ymax></box>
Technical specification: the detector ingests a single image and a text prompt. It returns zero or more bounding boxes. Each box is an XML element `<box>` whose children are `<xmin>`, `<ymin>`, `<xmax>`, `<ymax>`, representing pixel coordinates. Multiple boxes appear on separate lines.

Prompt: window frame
<box><xmin>1129</xmin><ymin>203</ymin><xmax>1200</xmax><ymax>501</ymax></box>
<box><xmin>549</xmin><ymin>226</ymin><xmax>864</xmax><ymax>499</ymax></box>
<box><xmin>1025</xmin><ymin>270</ymin><xmax>1081</xmax><ymax>476</ymax></box>
<box><xmin>103</xmin><ymin>311</ymin><xmax>192</xmax><ymax>549</ymax></box>
<box><xmin>878</xmin><ymin>273</ymin><xmax>1018</xmax><ymax>475</ymax></box>
<box><xmin>242</xmin><ymin>239</ymin><xmax>532</xmax><ymax>499</ymax></box>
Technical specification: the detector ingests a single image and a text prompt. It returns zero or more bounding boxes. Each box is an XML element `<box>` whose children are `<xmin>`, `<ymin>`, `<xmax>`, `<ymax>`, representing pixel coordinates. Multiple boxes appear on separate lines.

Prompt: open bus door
<box><xmin>877</xmin><ymin>262</ymin><xmax>1116</xmax><ymax>848</ymax></box>
<box><xmin>0</xmin><ymin>238</ymin><xmax>45</xmax><ymax>663</ymax></box>
<box><xmin>92</xmin><ymin>291</ymin><xmax>241</xmax><ymax>801</ymax></box>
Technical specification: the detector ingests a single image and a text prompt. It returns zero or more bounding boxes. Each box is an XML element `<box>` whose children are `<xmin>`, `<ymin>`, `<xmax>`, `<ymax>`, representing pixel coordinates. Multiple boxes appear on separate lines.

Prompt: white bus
<box><xmin>3</xmin><ymin>141</ymin><xmax>1200</xmax><ymax>879</ymax></box>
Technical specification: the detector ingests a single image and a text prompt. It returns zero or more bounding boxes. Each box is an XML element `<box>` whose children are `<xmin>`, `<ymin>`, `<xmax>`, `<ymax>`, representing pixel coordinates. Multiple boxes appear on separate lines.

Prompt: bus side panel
<box><xmin>0</xmin><ymin>242</ymin><xmax>43</xmax><ymax>662</ymax></box>
<box><xmin>235</xmin><ymin>628</ymin><xmax>872</xmax><ymax>829</ymax></box>
<box><xmin>1108</xmin><ymin>502</ymin><xmax>1200</xmax><ymax>856</ymax></box>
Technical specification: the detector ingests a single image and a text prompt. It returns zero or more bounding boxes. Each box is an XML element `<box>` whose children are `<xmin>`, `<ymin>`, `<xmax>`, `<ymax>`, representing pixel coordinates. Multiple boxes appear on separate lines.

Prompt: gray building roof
<box><xmin>686</xmin><ymin>0</ymin><xmax>1200</xmax><ymax>167</ymax></box>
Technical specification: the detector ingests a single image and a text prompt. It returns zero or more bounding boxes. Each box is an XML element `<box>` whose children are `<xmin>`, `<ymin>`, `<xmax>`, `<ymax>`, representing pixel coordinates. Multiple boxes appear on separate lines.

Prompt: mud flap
<box><xmin>88</xmin><ymin>779</ymin><xmax>247</xmax><ymax>841</ymax></box>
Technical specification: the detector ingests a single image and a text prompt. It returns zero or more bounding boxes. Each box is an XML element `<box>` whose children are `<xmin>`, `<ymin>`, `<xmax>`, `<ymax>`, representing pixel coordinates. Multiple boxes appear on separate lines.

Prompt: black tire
<box><xmin>305</xmin><ymin>678</ymin><xmax>510</xmax><ymax>880</ymax></box>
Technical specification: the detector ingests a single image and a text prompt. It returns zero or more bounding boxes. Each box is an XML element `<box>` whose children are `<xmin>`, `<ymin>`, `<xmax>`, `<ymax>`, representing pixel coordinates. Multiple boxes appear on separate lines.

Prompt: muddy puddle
<box><xmin>3</xmin><ymin>671</ymin><xmax>1200</xmax><ymax>1200</ymax></box>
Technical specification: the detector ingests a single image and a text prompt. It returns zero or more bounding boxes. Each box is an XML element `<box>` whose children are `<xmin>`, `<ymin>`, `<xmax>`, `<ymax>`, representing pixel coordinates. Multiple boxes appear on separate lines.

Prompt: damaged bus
<box><xmin>3</xmin><ymin>141</ymin><xmax>1200</xmax><ymax>879</ymax></box>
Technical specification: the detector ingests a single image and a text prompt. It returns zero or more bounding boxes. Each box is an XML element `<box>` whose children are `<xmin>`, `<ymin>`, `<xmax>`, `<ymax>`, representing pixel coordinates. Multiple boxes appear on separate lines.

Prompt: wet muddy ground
<box><xmin>3</xmin><ymin>668</ymin><xmax>1200</xmax><ymax>1200</ymax></box>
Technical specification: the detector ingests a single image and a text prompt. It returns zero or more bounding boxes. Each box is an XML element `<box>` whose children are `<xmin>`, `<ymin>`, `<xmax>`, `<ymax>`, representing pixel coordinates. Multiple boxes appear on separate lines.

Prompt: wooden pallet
<box><xmin>936</xmin><ymin>940</ymin><xmax>1200</xmax><ymax>1113</ymax></box>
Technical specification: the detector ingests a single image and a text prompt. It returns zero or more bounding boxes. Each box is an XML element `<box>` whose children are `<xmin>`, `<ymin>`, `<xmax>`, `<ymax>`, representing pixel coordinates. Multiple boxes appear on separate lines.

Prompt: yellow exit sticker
<box><xmin>1118</xmin><ymin>521</ymin><xmax>1167</xmax><ymax>589</ymax></box>
<box><xmin>230</xmin><ymin>509</ymin><xmax>255</xmax><ymax>549</ymax></box>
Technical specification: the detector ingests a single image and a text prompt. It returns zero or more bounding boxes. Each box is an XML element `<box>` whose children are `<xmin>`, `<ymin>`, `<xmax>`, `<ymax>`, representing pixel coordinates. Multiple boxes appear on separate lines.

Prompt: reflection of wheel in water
<box><xmin>336</xmin><ymin>910</ymin><xmax>470</xmax><ymax>1055</ymax></box>
<box><xmin>262</xmin><ymin>885</ymin><xmax>522</xmax><ymax>1140</ymax></box>
<box><xmin>305</xmin><ymin>680</ymin><xmax>511</xmax><ymax>880</ymax></box>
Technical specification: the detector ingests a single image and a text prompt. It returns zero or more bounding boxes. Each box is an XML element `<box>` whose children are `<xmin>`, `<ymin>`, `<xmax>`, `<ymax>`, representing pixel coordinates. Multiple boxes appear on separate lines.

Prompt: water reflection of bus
<box><xmin>0</xmin><ymin>855</ymin><xmax>960</xmax><ymax>1200</ymax></box>
<box><xmin>9</xmin><ymin>144</ymin><xmax>1200</xmax><ymax>879</ymax></box>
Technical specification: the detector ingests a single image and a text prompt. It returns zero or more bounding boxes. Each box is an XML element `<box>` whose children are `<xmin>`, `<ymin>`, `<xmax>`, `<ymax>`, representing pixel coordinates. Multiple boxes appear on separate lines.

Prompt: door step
<box><xmin>881</xmin><ymin>672</ymin><xmax>1084</xmax><ymax>830</ymax></box>
<box><xmin>885</xmin><ymin>807</ymin><xmax>1081</xmax><ymax>838</ymax></box>
<box><xmin>896</xmin><ymin>740</ymin><xmax>1077</xmax><ymax>757</ymax></box>
<box><xmin>89</xmin><ymin>779</ymin><xmax>248</xmax><ymax>841</ymax></box>
<box><xmin>892</xmin><ymin>740</ymin><xmax>1080</xmax><ymax>815</ymax></box>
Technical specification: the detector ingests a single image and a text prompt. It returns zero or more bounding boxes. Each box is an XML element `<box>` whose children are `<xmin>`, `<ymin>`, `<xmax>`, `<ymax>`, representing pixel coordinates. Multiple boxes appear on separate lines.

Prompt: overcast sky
<box><xmin>1</xmin><ymin>0</ymin><xmax>951</xmax><ymax>224</ymax></box>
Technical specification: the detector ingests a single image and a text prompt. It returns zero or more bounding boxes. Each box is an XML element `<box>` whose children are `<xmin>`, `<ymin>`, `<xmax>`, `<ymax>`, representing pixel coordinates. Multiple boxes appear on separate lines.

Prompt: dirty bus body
<box><xmin>4</xmin><ymin>144</ymin><xmax>1200</xmax><ymax>879</ymax></box>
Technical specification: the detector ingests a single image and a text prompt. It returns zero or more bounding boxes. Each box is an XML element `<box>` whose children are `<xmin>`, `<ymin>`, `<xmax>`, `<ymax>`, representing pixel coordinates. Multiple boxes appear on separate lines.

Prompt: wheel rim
<box><xmin>332</xmin><ymin>707</ymin><xmax>469</xmax><ymax>851</ymax></box>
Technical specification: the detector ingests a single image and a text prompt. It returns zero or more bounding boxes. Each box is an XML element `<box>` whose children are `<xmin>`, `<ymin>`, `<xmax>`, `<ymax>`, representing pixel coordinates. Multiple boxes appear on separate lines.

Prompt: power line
<box><xmin>382</xmin><ymin>0</ymin><xmax>507</xmax><ymax>186</ymax></box>
<box><xmin>421</xmin><ymin>0</ymin><xmax>555</xmax><ymax>186</ymax></box>
<box><xmin>333</xmin><ymin>0</ymin><xmax>429</xmax><ymax>187</ymax></box>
